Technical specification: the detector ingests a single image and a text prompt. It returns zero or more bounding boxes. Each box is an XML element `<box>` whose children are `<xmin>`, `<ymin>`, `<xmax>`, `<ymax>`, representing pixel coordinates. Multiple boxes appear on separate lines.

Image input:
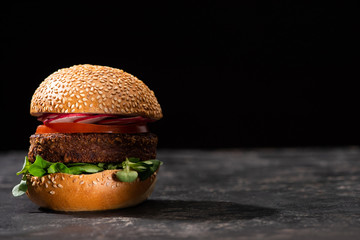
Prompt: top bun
<box><xmin>30</xmin><ymin>64</ymin><xmax>162</xmax><ymax>120</ymax></box>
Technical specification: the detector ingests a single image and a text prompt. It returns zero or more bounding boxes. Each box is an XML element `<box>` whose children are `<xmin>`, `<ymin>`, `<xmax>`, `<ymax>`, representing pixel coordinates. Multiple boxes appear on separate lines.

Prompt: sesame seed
<box><xmin>79</xmin><ymin>180</ymin><xmax>84</xmax><ymax>185</ymax></box>
<box><xmin>92</xmin><ymin>181</ymin><xmax>97</xmax><ymax>185</ymax></box>
<box><xmin>45</xmin><ymin>183</ymin><xmax>48</xmax><ymax>188</ymax></box>
<box><xmin>49</xmin><ymin>191</ymin><xmax>55</xmax><ymax>195</ymax></box>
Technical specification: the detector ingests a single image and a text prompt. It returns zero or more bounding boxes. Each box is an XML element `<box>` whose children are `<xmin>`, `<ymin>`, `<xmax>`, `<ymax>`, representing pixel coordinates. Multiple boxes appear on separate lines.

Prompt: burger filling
<box><xmin>12</xmin><ymin>114</ymin><xmax>162</xmax><ymax>197</ymax></box>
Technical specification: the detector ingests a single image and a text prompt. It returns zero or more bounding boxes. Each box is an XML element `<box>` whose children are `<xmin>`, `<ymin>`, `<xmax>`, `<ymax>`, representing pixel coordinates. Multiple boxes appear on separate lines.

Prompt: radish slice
<box><xmin>39</xmin><ymin>113</ymin><xmax>152</xmax><ymax>126</ymax></box>
<box><xmin>44</xmin><ymin>114</ymin><xmax>92</xmax><ymax>124</ymax></box>
<box><xmin>38</xmin><ymin>113</ymin><xmax>59</xmax><ymax>122</ymax></box>
<box><xmin>97</xmin><ymin>116</ymin><xmax>149</xmax><ymax>125</ymax></box>
<box><xmin>74</xmin><ymin>114</ymin><xmax>115</xmax><ymax>124</ymax></box>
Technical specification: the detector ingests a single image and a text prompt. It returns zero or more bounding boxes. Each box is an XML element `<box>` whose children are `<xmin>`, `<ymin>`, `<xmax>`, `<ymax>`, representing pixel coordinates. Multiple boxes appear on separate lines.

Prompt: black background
<box><xmin>0</xmin><ymin>1</ymin><xmax>358</xmax><ymax>150</ymax></box>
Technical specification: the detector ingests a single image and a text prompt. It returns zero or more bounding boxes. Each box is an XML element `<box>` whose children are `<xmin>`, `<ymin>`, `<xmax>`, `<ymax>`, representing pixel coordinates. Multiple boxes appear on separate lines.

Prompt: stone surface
<box><xmin>1</xmin><ymin>148</ymin><xmax>360</xmax><ymax>239</ymax></box>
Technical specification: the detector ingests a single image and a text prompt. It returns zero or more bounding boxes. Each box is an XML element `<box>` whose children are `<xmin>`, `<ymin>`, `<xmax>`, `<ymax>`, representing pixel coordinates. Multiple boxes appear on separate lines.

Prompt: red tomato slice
<box><xmin>35</xmin><ymin>123</ymin><xmax>148</xmax><ymax>134</ymax></box>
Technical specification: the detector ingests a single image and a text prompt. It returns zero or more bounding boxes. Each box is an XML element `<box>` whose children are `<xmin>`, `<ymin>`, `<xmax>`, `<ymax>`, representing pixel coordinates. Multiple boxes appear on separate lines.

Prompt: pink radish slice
<box><xmin>39</xmin><ymin>114</ymin><xmax>151</xmax><ymax>125</ymax></box>
<box><xmin>74</xmin><ymin>114</ymin><xmax>115</xmax><ymax>124</ymax></box>
<box><xmin>44</xmin><ymin>113</ymin><xmax>92</xmax><ymax>124</ymax></box>
<box><xmin>97</xmin><ymin>116</ymin><xmax>148</xmax><ymax>125</ymax></box>
<box><xmin>37</xmin><ymin>113</ymin><xmax>59</xmax><ymax>122</ymax></box>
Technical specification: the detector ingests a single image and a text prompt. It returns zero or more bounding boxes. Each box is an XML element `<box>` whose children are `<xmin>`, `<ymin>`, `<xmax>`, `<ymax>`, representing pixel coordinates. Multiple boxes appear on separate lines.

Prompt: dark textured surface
<box><xmin>1</xmin><ymin>148</ymin><xmax>360</xmax><ymax>239</ymax></box>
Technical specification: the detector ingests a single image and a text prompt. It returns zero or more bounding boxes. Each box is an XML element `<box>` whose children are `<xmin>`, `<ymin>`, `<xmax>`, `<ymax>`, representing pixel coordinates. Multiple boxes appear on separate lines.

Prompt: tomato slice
<box><xmin>35</xmin><ymin>123</ymin><xmax>148</xmax><ymax>134</ymax></box>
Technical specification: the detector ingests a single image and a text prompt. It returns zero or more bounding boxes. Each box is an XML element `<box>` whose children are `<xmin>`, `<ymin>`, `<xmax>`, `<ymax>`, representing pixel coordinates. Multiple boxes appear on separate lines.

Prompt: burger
<box><xmin>12</xmin><ymin>64</ymin><xmax>163</xmax><ymax>211</ymax></box>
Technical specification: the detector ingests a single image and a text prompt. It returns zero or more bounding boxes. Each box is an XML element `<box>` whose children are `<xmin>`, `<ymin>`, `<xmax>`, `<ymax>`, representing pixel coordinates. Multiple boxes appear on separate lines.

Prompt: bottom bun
<box><xmin>26</xmin><ymin>170</ymin><xmax>158</xmax><ymax>211</ymax></box>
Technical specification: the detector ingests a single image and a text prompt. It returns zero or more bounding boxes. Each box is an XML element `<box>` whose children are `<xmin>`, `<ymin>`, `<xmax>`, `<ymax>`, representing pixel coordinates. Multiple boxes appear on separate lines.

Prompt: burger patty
<box><xmin>28</xmin><ymin>133</ymin><xmax>158</xmax><ymax>163</ymax></box>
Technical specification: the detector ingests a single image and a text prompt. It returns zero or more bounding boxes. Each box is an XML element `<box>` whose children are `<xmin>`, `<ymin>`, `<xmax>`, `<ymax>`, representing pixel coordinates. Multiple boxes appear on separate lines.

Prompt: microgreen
<box><xmin>16</xmin><ymin>156</ymin><xmax>31</xmax><ymax>177</ymax></box>
<box><xmin>12</xmin><ymin>180</ymin><xmax>27</xmax><ymax>197</ymax></box>
<box><xmin>28</xmin><ymin>155</ymin><xmax>52</xmax><ymax>177</ymax></box>
<box><xmin>67</xmin><ymin>164</ymin><xmax>103</xmax><ymax>175</ymax></box>
<box><xmin>119</xmin><ymin>157</ymin><xmax>162</xmax><ymax>181</ymax></box>
<box><xmin>12</xmin><ymin>155</ymin><xmax>162</xmax><ymax>197</ymax></box>
<box><xmin>47</xmin><ymin>162</ymin><xmax>71</xmax><ymax>174</ymax></box>
<box><xmin>116</xmin><ymin>170</ymin><xmax>138</xmax><ymax>182</ymax></box>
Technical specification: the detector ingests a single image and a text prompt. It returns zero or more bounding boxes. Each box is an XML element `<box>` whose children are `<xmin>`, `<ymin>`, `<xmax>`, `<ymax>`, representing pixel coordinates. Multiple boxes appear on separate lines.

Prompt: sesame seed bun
<box><xmin>26</xmin><ymin>170</ymin><xmax>158</xmax><ymax>211</ymax></box>
<box><xmin>30</xmin><ymin>64</ymin><xmax>162</xmax><ymax>120</ymax></box>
